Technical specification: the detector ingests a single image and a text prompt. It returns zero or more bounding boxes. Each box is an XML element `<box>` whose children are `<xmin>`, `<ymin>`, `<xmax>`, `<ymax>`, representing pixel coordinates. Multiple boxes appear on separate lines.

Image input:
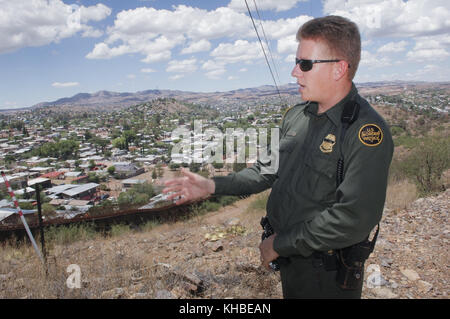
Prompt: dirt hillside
<box><xmin>0</xmin><ymin>189</ymin><xmax>448</xmax><ymax>299</ymax></box>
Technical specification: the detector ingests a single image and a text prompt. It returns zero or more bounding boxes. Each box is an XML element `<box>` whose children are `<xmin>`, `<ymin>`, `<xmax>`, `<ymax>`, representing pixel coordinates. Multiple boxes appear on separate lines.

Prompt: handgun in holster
<box><xmin>335</xmin><ymin>225</ymin><xmax>379</xmax><ymax>290</ymax></box>
<box><xmin>260</xmin><ymin>216</ymin><xmax>280</xmax><ymax>271</ymax></box>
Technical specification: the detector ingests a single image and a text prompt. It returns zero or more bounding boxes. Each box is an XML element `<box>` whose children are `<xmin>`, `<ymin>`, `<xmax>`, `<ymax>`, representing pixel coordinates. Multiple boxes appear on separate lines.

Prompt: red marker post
<box><xmin>1</xmin><ymin>171</ymin><xmax>45</xmax><ymax>265</ymax></box>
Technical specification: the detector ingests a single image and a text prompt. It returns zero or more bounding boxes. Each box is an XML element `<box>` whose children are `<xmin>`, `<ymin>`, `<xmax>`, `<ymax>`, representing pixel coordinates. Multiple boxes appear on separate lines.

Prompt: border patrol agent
<box><xmin>163</xmin><ymin>16</ymin><xmax>394</xmax><ymax>299</ymax></box>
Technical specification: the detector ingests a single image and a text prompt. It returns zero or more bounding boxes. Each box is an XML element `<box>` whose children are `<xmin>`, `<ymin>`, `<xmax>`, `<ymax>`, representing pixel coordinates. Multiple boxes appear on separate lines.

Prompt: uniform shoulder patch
<box><xmin>358</xmin><ymin>124</ymin><xmax>383</xmax><ymax>147</ymax></box>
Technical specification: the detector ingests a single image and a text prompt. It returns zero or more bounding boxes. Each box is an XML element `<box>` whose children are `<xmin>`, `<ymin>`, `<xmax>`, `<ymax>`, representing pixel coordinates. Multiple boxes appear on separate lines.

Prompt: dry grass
<box><xmin>385</xmin><ymin>178</ymin><xmax>418</xmax><ymax>211</ymax></box>
<box><xmin>0</xmin><ymin>193</ymin><xmax>282</xmax><ymax>299</ymax></box>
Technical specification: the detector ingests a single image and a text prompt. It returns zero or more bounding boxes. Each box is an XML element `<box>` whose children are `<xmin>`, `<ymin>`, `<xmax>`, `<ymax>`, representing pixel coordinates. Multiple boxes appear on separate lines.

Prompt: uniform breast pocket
<box><xmin>299</xmin><ymin>155</ymin><xmax>337</xmax><ymax>204</ymax></box>
<box><xmin>277</xmin><ymin>136</ymin><xmax>296</xmax><ymax>173</ymax></box>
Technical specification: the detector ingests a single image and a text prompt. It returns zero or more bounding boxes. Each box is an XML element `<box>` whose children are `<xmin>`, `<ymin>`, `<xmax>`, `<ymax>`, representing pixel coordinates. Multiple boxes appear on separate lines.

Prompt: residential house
<box><xmin>113</xmin><ymin>162</ymin><xmax>145</xmax><ymax>179</ymax></box>
<box><xmin>61</xmin><ymin>183</ymin><xmax>99</xmax><ymax>200</ymax></box>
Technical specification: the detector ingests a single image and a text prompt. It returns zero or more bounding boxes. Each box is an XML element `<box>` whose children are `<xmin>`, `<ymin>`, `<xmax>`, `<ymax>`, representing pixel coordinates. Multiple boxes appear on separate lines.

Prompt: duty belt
<box><xmin>312</xmin><ymin>250</ymin><xmax>338</xmax><ymax>271</ymax></box>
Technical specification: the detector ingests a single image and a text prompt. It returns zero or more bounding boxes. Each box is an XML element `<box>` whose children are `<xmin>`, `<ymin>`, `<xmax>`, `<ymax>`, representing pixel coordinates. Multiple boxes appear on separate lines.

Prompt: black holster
<box><xmin>336</xmin><ymin>246</ymin><xmax>366</xmax><ymax>290</ymax></box>
<box><xmin>335</xmin><ymin>227</ymin><xmax>379</xmax><ymax>290</ymax></box>
<box><xmin>313</xmin><ymin>226</ymin><xmax>380</xmax><ymax>290</ymax></box>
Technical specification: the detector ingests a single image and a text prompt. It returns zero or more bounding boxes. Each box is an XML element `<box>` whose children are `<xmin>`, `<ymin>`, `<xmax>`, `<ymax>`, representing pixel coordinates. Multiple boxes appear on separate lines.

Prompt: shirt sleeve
<box><xmin>273</xmin><ymin>121</ymin><xmax>394</xmax><ymax>257</ymax></box>
<box><xmin>212</xmin><ymin>165</ymin><xmax>276</xmax><ymax>195</ymax></box>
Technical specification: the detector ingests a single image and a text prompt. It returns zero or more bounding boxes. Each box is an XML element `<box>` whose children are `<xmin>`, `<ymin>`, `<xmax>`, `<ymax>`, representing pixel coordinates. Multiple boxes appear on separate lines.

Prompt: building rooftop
<box><xmin>27</xmin><ymin>177</ymin><xmax>50</xmax><ymax>187</ymax></box>
<box><xmin>62</xmin><ymin>183</ymin><xmax>99</xmax><ymax>197</ymax></box>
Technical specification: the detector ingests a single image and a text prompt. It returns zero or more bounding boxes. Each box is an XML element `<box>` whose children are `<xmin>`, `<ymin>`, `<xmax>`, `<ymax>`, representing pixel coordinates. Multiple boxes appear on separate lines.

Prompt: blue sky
<box><xmin>0</xmin><ymin>0</ymin><xmax>449</xmax><ymax>109</ymax></box>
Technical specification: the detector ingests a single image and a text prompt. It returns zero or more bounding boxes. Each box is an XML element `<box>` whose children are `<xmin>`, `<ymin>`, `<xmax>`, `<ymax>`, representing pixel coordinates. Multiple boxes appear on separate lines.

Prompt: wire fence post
<box><xmin>35</xmin><ymin>183</ymin><xmax>47</xmax><ymax>264</ymax></box>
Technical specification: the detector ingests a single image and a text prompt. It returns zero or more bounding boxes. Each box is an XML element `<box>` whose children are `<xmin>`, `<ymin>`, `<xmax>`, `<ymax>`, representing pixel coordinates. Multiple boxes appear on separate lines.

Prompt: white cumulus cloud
<box><xmin>166</xmin><ymin>58</ymin><xmax>198</xmax><ymax>73</ymax></box>
<box><xmin>407</xmin><ymin>34</ymin><xmax>450</xmax><ymax>61</ymax></box>
<box><xmin>0</xmin><ymin>0</ymin><xmax>111</xmax><ymax>54</ymax></box>
<box><xmin>323</xmin><ymin>0</ymin><xmax>450</xmax><ymax>38</ymax></box>
<box><xmin>87</xmin><ymin>5</ymin><xmax>253</xmax><ymax>61</ymax></box>
<box><xmin>277</xmin><ymin>35</ymin><xmax>298</xmax><ymax>54</ymax></box>
<box><xmin>181</xmin><ymin>40</ymin><xmax>211</xmax><ymax>54</ymax></box>
<box><xmin>86</xmin><ymin>4</ymin><xmax>313</xmax><ymax>68</ymax></box>
<box><xmin>211</xmin><ymin>40</ymin><xmax>264</xmax><ymax>64</ymax></box>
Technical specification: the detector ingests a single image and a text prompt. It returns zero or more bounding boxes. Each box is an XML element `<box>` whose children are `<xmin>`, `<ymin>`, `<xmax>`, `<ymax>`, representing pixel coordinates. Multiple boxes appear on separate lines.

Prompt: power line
<box><xmin>244</xmin><ymin>0</ymin><xmax>285</xmax><ymax>108</ymax></box>
<box><xmin>252</xmin><ymin>0</ymin><xmax>282</xmax><ymax>88</ymax></box>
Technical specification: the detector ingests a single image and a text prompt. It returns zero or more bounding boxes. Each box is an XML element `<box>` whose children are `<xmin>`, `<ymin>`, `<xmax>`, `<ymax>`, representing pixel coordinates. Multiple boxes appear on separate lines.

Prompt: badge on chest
<box><xmin>320</xmin><ymin>134</ymin><xmax>336</xmax><ymax>153</ymax></box>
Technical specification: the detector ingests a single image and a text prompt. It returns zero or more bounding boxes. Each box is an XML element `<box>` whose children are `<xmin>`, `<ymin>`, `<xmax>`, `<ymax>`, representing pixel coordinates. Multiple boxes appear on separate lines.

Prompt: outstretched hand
<box><xmin>162</xmin><ymin>168</ymin><xmax>215</xmax><ymax>205</ymax></box>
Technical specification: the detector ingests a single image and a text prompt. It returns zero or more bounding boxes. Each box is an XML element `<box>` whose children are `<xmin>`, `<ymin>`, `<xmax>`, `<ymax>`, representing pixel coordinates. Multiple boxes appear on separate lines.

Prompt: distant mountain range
<box><xmin>1</xmin><ymin>80</ymin><xmax>447</xmax><ymax>113</ymax></box>
<box><xmin>17</xmin><ymin>83</ymin><xmax>300</xmax><ymax>112</ymax></box>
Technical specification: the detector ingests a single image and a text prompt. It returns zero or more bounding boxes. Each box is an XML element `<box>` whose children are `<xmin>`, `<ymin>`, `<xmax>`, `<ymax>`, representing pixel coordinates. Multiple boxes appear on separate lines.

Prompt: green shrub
<box><xmin>19</xmin><ymin>201</ymin><xmax>34</xmax><ymax>210</ymax></box>
<box><xmin>133</xmin><ymin>193</ymin><xmax>150</xmax><ymax>205</ymax></box>
<box><xmin>117</xmin><ymin>192</ymin><xmax>133</xmax><ymax>206</ymax></box>
<box><xmin>394</xmin><ymin>135</ymin><xmax>420</xmax><ymax>148</ymax></box>
<box><xmin>107</xmin><ymin>165</ymin><xmax>115</xmax><ymax>175</ymax></box>
<box><xmin>390</xmin><ymin>126</ymin><xmax>405</xmax><ymax>136</ymax></box>
<box><xmin>398</xmin><ymin>135</ymin><xmax>449</xmax><ymax>195</ymax></box>
<box><xmin>42</xmin><ymin>203</ymin><xmax>56</xmax><ymax>217</ymax></box>
<box><xmin>200</xmin><ymin>201</ymin><xmax>221</xmax><ymax>212</ymax></box>
<box><xmin>218</xmin><ymin>195</ymin><xmax>239</xmax><ymax>206</ymax></box>
<box><xmin>132</xmin><ymin>182</ymin><xmax>154</xmax><ymax>197</ymax></box>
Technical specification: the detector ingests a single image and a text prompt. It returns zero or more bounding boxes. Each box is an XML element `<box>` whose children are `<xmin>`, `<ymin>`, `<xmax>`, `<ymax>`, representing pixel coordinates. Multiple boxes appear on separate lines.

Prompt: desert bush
<box><xmin>107</xmin><ymin>165</ymin><xmax>115</xmax><ymax>175</ymax></box>
<box><xmin>217</xmin><ymin>195</ymin><xmax>239</xmax><ymax>206</ymax></box>
<box><xmin>117</xmin><ymin>192</ymin><xmax>133</xmax><ymax>206</ymax></box>
<box><xmin>132</xmin><ymin>193</ymin><xmax>150</xmax><ymax>205</ymax></box>
<box><xmin>18</xmin><ymin>201</ymin><xmax>34</xmax><ymax>210</ymax></box>
<box><xmin>398</xmin><ymin>135</ymin><xmax>449</xmax><ymax>195</ymax></box>
<box><xmin>42</xmin><ymin>203</ymin><xmax>56</xmax><ymax>217</ymax></box>
<box><xmin>132</xmin><ymin>182</ymin><xmax>154</xmax><ymax>197</ymax></box>
<box><xmin>200</xmin><ymin>201</ymin><xmax>221</xmax><ymax>212</ymax></box>
<box><xmin>390</xmin><ymin>126</ymin><xmax>405</xmax><ymax>136</ymax></box>
<box><xmin>394</xmin><ymin>134</ymin><xmax>420</xmax><ymax>148</ymax></box>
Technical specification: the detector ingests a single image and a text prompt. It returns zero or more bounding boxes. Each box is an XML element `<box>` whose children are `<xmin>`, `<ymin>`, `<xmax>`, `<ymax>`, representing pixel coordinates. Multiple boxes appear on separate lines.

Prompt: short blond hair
<box><xmin>297</xmin><ymin>16</ymin><xmax>361</xmax><ymax>80</ymax></box>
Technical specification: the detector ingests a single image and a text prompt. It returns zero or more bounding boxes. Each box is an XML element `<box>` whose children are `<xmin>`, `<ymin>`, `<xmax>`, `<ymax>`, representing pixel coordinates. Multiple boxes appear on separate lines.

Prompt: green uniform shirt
<box><xmin>213</xmin><ymin>84</ymin><xmax>394</xmax><ymax>258</ymax></box>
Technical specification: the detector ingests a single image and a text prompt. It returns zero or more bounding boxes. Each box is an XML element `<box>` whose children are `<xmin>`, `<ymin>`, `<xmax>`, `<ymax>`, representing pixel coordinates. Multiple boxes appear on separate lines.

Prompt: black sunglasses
<box><xmin>295</xmin><ymin>58</ymin><xmax>349</xmax><ymax>72</ymax></box>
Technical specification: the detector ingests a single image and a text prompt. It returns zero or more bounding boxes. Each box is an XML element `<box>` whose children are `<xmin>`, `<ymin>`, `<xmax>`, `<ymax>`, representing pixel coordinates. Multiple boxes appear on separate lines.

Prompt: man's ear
<box><xmin>334</xmin><ymin>60</ymin><xmax>349</xmax><ymax>81</ymax></box>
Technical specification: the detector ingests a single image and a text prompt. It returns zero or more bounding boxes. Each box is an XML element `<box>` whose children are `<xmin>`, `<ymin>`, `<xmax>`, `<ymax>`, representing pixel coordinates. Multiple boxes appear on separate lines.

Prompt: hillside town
<box><xmin>0</xmin><ymin>96</ymin><xmax>284</xmax><ymax>226</ymax></box>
